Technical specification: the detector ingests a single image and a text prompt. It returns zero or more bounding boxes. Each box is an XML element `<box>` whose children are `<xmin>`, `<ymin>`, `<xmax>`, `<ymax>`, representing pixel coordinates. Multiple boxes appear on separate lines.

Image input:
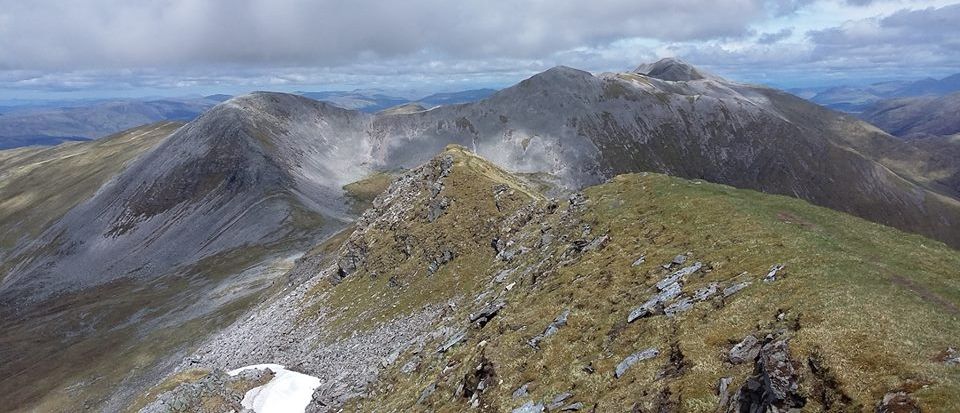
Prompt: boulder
<box><xmin>628</xmin><ymin>282</ymin><xmax>682</xmax><ymax>322</ymax></box>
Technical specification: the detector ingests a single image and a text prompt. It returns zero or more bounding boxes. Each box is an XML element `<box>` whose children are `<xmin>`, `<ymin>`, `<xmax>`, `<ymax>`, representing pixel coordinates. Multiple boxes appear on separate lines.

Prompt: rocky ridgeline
<box><xmin>137</xmin><ymin>150</ymin><xmax>960</xmax><ymax>412</ymax></box>
<box><xmin>139</xmin><ymin>152</ymin><xmax>475</xmax><ymax>412</ymax></box>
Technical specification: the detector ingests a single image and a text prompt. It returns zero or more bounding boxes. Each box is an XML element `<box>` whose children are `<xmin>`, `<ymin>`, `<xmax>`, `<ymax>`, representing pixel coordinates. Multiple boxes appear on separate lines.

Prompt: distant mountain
<box><xmin>0</xmin><ymin>135</ymin><xmax>91</xmax><ymax>150</ymax></box>
<box><xmin>858</xmin><ymin>92</ymin><xmax>960</xmax><ymax>139</ymax></box>
<box><xmin>416</xmin><ymin>88</ymin><xmax>497</xmax><ymax>107</ymax></box>
<box><xmin>203</xmin><ymin>94</ymin><xmax>233</xmax><ymax>102</ymax></box>
<box><xmin>0</xmin><ymin>97</ymin><xmax>219</xmax><ymax>149</ymax></box>
<box><xmin>296</xmin><ymin>90</ymin><xmax>410</xmax><ymax>112</ymax></box>
<box><xmin>809</xmin><ymin>73</ymin><xmax>960</xmax><ymax>112</ymax></box>
<box><xmin>297</xmin><ymin>88</ymin><xmax>499</xmax><ymax>113</ymax></box>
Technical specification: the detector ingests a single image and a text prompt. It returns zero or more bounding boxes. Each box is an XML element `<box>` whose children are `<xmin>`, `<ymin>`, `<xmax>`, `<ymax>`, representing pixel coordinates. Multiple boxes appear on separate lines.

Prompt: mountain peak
<box><xmin>633</xmin><ymin>57</ymin><xmax>715</xmax><ymax>81</ymax></box>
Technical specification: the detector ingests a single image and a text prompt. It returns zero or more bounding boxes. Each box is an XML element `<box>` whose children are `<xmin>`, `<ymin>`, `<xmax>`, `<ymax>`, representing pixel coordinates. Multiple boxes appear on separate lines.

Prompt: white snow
<box><xmin>227</xmin><ymin>364</ymin><xmax>322</xmax><ymax>413</ymax></box>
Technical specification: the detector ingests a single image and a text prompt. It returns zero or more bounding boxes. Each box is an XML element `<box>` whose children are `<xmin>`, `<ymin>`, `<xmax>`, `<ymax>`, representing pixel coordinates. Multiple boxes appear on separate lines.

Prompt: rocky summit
<box><xmin>1</xmin><ymin>60</ymin><xmax>959</xmax><ymax>412</ymax></box>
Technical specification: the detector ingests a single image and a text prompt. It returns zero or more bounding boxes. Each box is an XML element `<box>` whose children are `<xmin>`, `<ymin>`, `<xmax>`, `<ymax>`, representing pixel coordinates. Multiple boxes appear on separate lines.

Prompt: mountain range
<box><xmin>296</xmin><ymin>88</ymin><xmax>498</xmax><ymax>112</ymax></box>
<box><xmin>1</xmin><ymin>59</ymin><xmax>959</xmax><ymax>412</ymax></box>
<box><xmin>857</xmin><ymin>91</ymin><xmax>960</xmax><ymax>140</ymax></box>
<box><xmin>0</xmin><ymin>90</ymin><xmax>499</xmax><ymax>150</ymax></box>
<box><xmin>804</xmin><ymin>73</ymin><xmax>960</xmax><ymax>113</ymax></box>
<box><xmin>0</xmin><ymin>97</ymin><xmax>224</xmax><ymax>150</ymax></box>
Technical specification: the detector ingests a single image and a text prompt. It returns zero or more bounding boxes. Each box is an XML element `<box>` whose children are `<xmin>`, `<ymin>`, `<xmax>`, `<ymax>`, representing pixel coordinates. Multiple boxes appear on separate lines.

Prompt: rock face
<box><xmin>727</xmin><ymin>338</ymin><xmax>806</xmax><ymax>412</ymax></box>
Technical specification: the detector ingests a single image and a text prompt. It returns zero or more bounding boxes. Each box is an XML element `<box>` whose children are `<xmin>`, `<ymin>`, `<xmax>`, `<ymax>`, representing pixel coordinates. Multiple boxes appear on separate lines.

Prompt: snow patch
<box><xmin>227</xmin><ymin>364</ymin><xmax>322</xmax><ymax>413</ymax></box>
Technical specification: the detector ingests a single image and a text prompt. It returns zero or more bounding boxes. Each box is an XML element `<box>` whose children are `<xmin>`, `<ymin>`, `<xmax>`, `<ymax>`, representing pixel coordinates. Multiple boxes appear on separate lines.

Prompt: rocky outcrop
<box><xmin>140</xmin><ymin>368</ymin><xmax>273</xmax><ymax>413</ymax></box>
<box><xmin>726</xmin><ymin>337</ymin><xmax>806</xmax><ymax>412</ymax></box>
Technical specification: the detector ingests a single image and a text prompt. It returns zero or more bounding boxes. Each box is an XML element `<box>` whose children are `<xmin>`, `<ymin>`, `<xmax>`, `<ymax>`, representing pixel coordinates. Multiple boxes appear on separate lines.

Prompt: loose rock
<box><xmin>529</xmin><ymin>309</ymin><xmax>571</xmax><ymax>348</ymax></box>
<box><xmin>727</xmin><ymin>338</ymin><xmax>805</xmax><ymax>411</ymax></box>
<box><xmin>937</xmin><ymin>347</ymin><xmax>959</xmax><ymax>365</ymax></box>
<box><xmin>693</xmin><ymin>282</ymin><xmax>719</xmax><ymax>301</ymax></box>
<box><xmin>717</xmin><ymin>376</ymin><xmax>733</xmax><ymax>408</ymax></box>
<box><xmin>582</xmin><ymin>234</ymin><xmax>609</xmax><ymax>252</ymax></box>
<box><xmin>763</xmin><ymin>264</ymin><xmax>785</xmax><ymax>283</ymax></box>
<box><xmin>437</xmin><ymin>331</ymin><xmax>466</xmax><ymax>353</ymax></box>
<box><xmin>560</xmin><ymin>402</ymin><xmax>584</xmax><ymax>411</ymax></box>
<box><xmin>656</xmin><ymin>262</ymin><xmax>702</xmax><ymax>290</ymax></box>
<box><xmin>876</xmin><ymin>391</ymin><xmax>919</xmax><ymax>413</ymax></box>
<box><xmin>728</xmin><ymin>335</ymin><xmax>760</xmax><ymax>364</ymax></box>
<box><xmin>512</xmin><ymin>382</ymin><xmax>531</xmax><ymax>399</ymax></box>
<box><xmin>469</xmin><ymin>301</ymin><xmax>506</xmax><ymax>328</ymax></box>
<box><xmin>417</xmin><ymin>382</ymin><xmax>436</xmax><ymax>404</ymax></box>
<box><xmin>664</xmin><ymin>297</ymin><xmax>694</xmax><ymax>317</ymax></box>
<box><xmin>547</xmin><ymin>392</ymin><xmax>573</xmax><ymax>410</ymax></box>
<box><xmin>722</xmin><ymin>281</ymin><xmax>750</xmax><ymax>298</ymax></box>
<box><xmin>628</xmin><ymin>282</ymin><xmax>682</xmax><ymax>322</ymax></box>
<box><xmin>614</xmin><ymin>348</ymin><xmax>659</xmax><ymax>378</ymax></box>
<box><xmin>513</xmin><ymin>401</ymin><xmax>545</xmax><ymax>413</ymax></box>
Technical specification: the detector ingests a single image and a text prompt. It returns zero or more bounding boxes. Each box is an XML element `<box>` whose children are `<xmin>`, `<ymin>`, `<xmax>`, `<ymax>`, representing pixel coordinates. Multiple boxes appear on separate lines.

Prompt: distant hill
<box><xmin>809</xmin><ymin>73</ymin><xmax>960</xmax><ymax>112</ymax></box>
<box><xmin>416</xmin><ymin>89</ymin><xmax>498</xmax><ymax>107</ymax></box>
<box><xmin>858</xmin><ymin>92</ymin><xmax>960</xmax><ymax>139</ymax></box>
<box><xmin>0</xmin><ymin>135</ymin><xmax>91</xmax><ymax>150</ymax></box>
<box><xmin>0</xmin><ymin>97</ymin><xmax>219</xmax><ymax>149</ymax></box>
<box><xmin>297</xmin><ymin>88</ymin><xmax>499</xmax><ymax>112</ymax></box>
<box><xmin>296</xmin><ymin>90</ymin><xmax>410</xmax><ymax>112</ymax></box>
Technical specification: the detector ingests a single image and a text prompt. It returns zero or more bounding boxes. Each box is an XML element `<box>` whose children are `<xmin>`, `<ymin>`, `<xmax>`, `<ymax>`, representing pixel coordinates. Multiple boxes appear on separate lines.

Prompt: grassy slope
<box><xmin>0</xmin><ymin>122</ymin><xmax>334</xmax><ymax>412</ymax></box>
<box><xmin>0</xmin><ymin>122</ymin><xmax>181</xmax><ymax>256</ymax></box>
<box><xmin>303</xmin><ymin>148</ymin><xmax>960</xmax><ymax>411</ymax></box>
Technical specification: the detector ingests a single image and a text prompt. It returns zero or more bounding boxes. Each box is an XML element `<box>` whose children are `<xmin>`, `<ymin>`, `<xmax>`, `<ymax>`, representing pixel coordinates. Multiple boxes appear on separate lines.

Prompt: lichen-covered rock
<box><xmin>614</xmin><ymin>348</ymin><xmax>659</xmax><ymax>378</ymax></box>
<box><xmin>628</xmin><ymin>281</ymin><xmax>682</xmax><ymax>322</ymax></box>
<box><xmin>728</xmin><ymin>335</ymin><xmax>761</xmax><ymax>365</ymax></box>
<box><xmin>529</xmin><ymin>309</ymin><xmax>570</xmax><ymax>348</ymax></box>
<box><xmin>727</xmin><ymin>338</ymin><xmax>805</xmax><ymax>412</ymax></box>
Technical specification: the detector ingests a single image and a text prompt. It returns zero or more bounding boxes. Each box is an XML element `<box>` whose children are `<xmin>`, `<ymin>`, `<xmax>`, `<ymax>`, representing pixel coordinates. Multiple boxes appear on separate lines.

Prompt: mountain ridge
<box><xmin>3</xmin><ymin>59</ymin><xmax>960</xmax><ymax>412</ymax></box>
<box><xmin>137</xmin><ymin>146</ymin><xmax>960</xmax><ymax>412</ymax></box>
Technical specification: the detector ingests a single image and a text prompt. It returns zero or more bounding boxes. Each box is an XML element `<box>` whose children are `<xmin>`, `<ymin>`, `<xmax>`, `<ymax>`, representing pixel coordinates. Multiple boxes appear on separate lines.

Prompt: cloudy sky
<box><xmin>0</xmin><ymin>0</ymin><xmax>957</xmax><ymax>99</ymax></box>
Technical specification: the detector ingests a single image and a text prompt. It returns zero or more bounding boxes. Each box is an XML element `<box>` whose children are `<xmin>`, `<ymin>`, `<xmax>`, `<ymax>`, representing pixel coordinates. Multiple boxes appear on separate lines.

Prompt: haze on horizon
<box><xmin>1</xmin><ymin>0</ymin><xmax>958</xmax><ymax>100</ymax></box>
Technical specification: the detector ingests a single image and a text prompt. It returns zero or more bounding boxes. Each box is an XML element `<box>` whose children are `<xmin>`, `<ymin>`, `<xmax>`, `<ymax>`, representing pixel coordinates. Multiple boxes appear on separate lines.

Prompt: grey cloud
<box><xmin>807</xmin><ymin>4</ymin><xmax>960</xmax><ymax>68</ymax></box>
<box><xmin>0</xmin><ymin>0</ymin><xmax>775</xmax><ymax>71</ymax></box>
<box><xmin>758</xmin><ymin>28</ymin><xmax>794</xmax><ymax>44</ymax></box>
